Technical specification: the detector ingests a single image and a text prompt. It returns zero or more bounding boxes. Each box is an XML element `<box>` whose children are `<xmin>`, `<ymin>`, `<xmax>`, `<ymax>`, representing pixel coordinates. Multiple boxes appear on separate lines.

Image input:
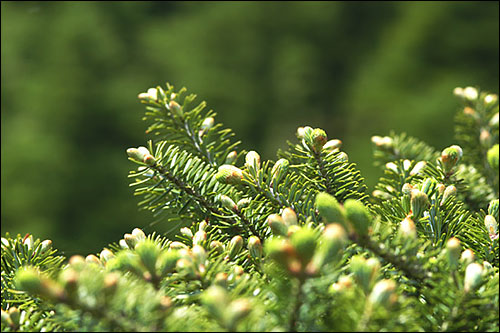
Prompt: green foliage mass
<box><xmin>2</xmin><ymin>83</ymin><xmax>498</xmax><ymax>332</ymax></box>
<box><xmin>1</xmin><ymin>1</ymin><xmax>499</xmax><ymax>255</ymax></box>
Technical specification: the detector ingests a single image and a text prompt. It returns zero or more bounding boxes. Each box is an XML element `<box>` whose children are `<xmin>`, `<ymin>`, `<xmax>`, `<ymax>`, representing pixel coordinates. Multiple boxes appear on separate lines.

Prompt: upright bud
<box><xmin>7</xmin><ymin>307</ymin><xmax>20</xmax><ymax>328</ymax></box>
<box><xmin>488</xmin><ymin>199</ymin><xmax>499</xmax><ymax>220</ymax></box>
<box><xmin>315</xmin><ymin>192</ymin><xmax>347</xmax><ymax>227</ymax></box>
<box><xmin>248</xmin><ymin>236</ymin><xmax>263</xmax><ymax>260</ymax></box>
<box><xmin>323</xmin><ymin>139</ymin><xmax>342</xmax><ymax>152</ymax></box>
<box><xmin>245</xmin><ymin>151</ymin><xmax>261</xmax><ymax>170</ymax></box>
<box><xmin>100</xmin><ymin>249</ymin><xmax>115</xmax><ymax>264</ymax></box>
<box><xmin>227</xmin><ymin>299</ymin><xmax>252</xmax><ymax>329</ymax></box>
<box><xmin>282</xmin><ymin>207</ymin><xmax>298</xmax><ymax>226</ymax></box>
<box><xmin>484</xmin><ymin>94</ymin><xmax>498</xmax><ymax>106</ymax></box>
<box><xmin>489</xmin><ymin>112</ymin><xmax>499</xmax><ymax>128</ymax></box>
<box><xmin>210</xmin><ymin>240</ymin><xmax>224</xmax><ymax>255</ymax></box>
<box><xmin>464</xmin><ymin>262</ymin><xmax>483</xmax><ymax>293</ymax></box>
<box><xmin>410</xmin><ymin>161</ymin><xmax>427</xmax><ymax>176</ymax></box>
<box><xmin>313</xmin><ymin>223</ymin><xmax>347</xmax><ymax>268</ymax></box>
<box><xmin>216</xmin><ymin>165</ymin><xmax>244</xmax><ymax>185</ymax></box>
<box><xmin>168</xmin><ymin>100</ymin><xmax>183</xmax><ymax>117</ymax></box>
<box><xmin>350</xmin><ymin>256</ymin><xmax>380</xmax><ymax>293</ymax></box>
<box><xmin>310</xmin><ymin>128</ymin><xmax>328</xmax><ymax>153</ymax></box>
<box><xmin>446</xmin><ymin>237</ymin><xmax>461</xmax><ymax>268</ymax></box>
<box><xmin>461</xmin><ymin>249</ymin><xmax>475</xmax><ymax>265</ymax></box>
<box><xmin>220</xmin><ymin>195</ymin><xmax>238</xmax><ymax>212</ymax></box>
<box><xmin>132</xmin><ymin>228</ymin><xmax>146</xmax><ymax>242</ymax></box>
<box><xmin>237</xmin><ymin>198</ymin><xmax>251</xmax><ymax>210</ymax></box>
<box><xmin>296</xmin><ymin>126</ymin><xmax>312</xmax><ymax>140</ymax></box>
<box><xmin>264</xmin><ymin>238</ymin><xmax>295</xmax><ymax>270</ymax></box>
<box><xmin>439</xmin><ymin>145</ymin><xmax>463</xmax><ymax>174</ymax></box>
<box><xmin>193</xmin><ymin>231</ymin><xmax>207</xmax><ymax>246</ymax></box>
<box><xmin>271</xmin><ymin>158</ymin><xmax>290</xmax><ymax>185</ymax></box>
<box><xmin>410</xmin><ymin>189</ymin><xmax>430</xmax><ymax>220</ymax></box>
<box><xmin>290</xmin><ymin>227</ymin><xmax>317</xmax><ymax>266</ymax></box>
<box><xmin>135</xmin><ymin>240</ymin><xmax>160</xmax><ymax>276</ymax></box>
<box><xmin>267</xmin><ymin>214</ymin><xmax>288</xmax><ymax>236</ymax></box>
<box><xmin>15</xmin><ymin>267</ymin><xmax>43</xmax><ymax>295</ymax></box>
<box><xmin>39</xmin><ymin>239</ymin><xmax>53</xmax><ymax>255</ymax></box>
<box><xmin>399</xmin><ymin>216</ymin><xmax>417</xmax><ymax>239</ymax></box>
<box><xmin>180</xmin><ymin>227</ymin><xmax>193</xmax><ymax>239</ymax></box>
<box><xmin>157</xmin><ymin>250</ymin><xmax>180</xmax><ymax>277</ymax></box>
<box><xmin>227</xmin><ymin>236</ymin><xmax>244</xmax><ymax>260</ymax></box>
<box><xmin>201</xmin><ymin>117</ymin><xmax>214</xmax><ymax>131</ymax></box>
<box><xmin>484</xmin><ymin>215</ymin><xmax>498</xmax><ymax>239</ymax></box>
<box><xmin>344</xmin><ymin>199</ymin><xmax>371</xmax><ymax>236</ymax></box>
<box><xmin>368</xmin><ymin>279</ymin><xmax>397</xmax><ymax>307</ymax></box>
<box><xmin>440</xmin><ymin>185</ymin><xmax>457</xmax><ymax>206</ymax></box>
<box><xmin>124</xmin><ymin>233</ymin><xmax>138</xmax><ymax>249</ymax></box>
<box><xmin>225</xmin><ymin>150</ymin><xmax>238</xmax><ymax>165</ymax></box>
<box><xmin>138</xmin><ymin>88</ymin><xmax>158</xmax><ymax>101</ymax></box>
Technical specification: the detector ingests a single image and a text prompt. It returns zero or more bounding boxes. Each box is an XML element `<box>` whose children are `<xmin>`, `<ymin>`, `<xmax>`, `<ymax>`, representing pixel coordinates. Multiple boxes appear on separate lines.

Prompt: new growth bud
<box><xmin>439</xmin><ymin>145</ymin><xmax>463</xmax><ymax>174</ymax></box>
<box><xmin>344</xmin><ymin>199</ymin><xmax>371</xmax><ymax>236</ymax></box>
<box><xmin>464</xmin><ymin>263</ymin><xmax>483</xmax><ymax>293</ymax></box>
<box><xmin>315</xmin><ymin>192</ymin><xmax>347</xmax><ymax>228</ymax></box>
<box><xmin>245</xmin><ymin>151</ymin><xmax>261</xmax><ymax>170</ymax></box>
<box><xmin>410</xmin><ymin>189</ymin><xmax>430</xmax><ymax>220</ymax></box>
<box><xmin>446</xmin><ymin>237</ymin><xmax>461</xmax><ymax>268</ymax></box>
<box><xmin>216</xmin><ymin>165</ymin><xmax>244</xmax><ymax>185</ymax></box>
<box><xmin>487</xmin><ymin>144</ymin><xmax>499</xmax><ymax>170</ymax></box>
<box><xmin>248</xmin><ymin>236</ymin><xmax>263</xmax><ymax>260</ymax></box>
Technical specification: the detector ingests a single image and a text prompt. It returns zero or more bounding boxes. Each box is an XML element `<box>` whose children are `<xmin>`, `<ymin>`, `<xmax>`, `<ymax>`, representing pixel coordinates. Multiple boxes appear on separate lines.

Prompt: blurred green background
<box><xmin>2</xmin><ymin>1</ymin><xmax>498</xmax><ymax>256</ymax></box>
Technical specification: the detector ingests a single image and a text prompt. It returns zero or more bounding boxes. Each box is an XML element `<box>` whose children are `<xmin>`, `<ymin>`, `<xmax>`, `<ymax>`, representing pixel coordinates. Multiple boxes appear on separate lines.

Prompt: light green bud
<box><xmin>225</xmin><ymin>150</ymin><xmax>238</xmax><ymax>165</ymax></box>
<box><xmin>216</xmin><ymin>165</ymin><xmax>244</xmax><ymax>185</ymax></box>
<box><xmin>193</xmin><ymin>231</ymin><xmax>207</xmax><ymax>246</ymax></box>
<box><xmin>157</xmin><ymin>250</ymin><xmax>180</xmax><ymax>277</ymax></box>
<box><xmin>484</xmin><ymin>215</ymin><xmax>498</xmax><ymax>237</ymax></box>
<box><xmin>180</xmin><ymin>227</ymin><xmax>193</xmax><ymax>239</ymax></box>
<box><xmin>410</xmin><ymin>189</ymin><xmax>430</xmax><ymax>220</ymax></box>
<box><xmin>315</xmin><ymin>192</ymin><xmax>347</xmax><ymax>228</ymax></box>
<box><xmin>132</xmin><ymin>228</ymin><xmax>147</xmax><ymax>242</ymax></box>
<box><xmin>271</xmin><ymin>158</ymin><xmax>290</xmax><ymax>185</ymax></box>
<box><xmin>440</xmin><ymin>185</ymin><xmax>457</xmax><ymax>206</ymax></box>
<box><xmin>368</xmin><ymin>279</ymin><xmax>397</xmax><ymax>307</ymax></box>
<box><xmin>371</xmin><ymin>136</ymin><xmax>393</xmax><ymax>150</ymax></box>
<box><xmin>135</xmin><ymin>240</ymin><xmax>160</xmax><ymax>276</ymax></box>
<box><xmin>440</xmin><ymin>145</ymin><xmax>463</xmax><ymax>174</ymax></box>
<box><xmin>488</xmin><ymin>199</ymin><xmax>499</xmax><ymax>220</ymax></box>
<box><xmin>290</xmin><ymin>227</ymin><xmax>317</xmax><ymax>265</ymax></box>
<box><xmin>15</xmin><ymin>267</ymin><xmax>42</xmax><ymax>295</ymax></box>
<box><xmin>7</xmin><ymin>307</ymin><xmax>20</xmax><ymax>327</ymax></box>
<box><xmin>124</xmin><ymin>233</ymin><xmax>138</xmax><ymax>249</ymax></box>
<box><xmin>309</xmin><ymin>128</ymin><xmax>328</xmax><ymax>153</ymax></box>
<box><xmin>410</xmin><ymin>161</ymin><xmax>427</xmax><ymax>176</ymax></box>
<box><xmin>245</xmin><ymin>151</ymin><xmax>261</xmax><ymax>170</ymax></box>
<box><xmin>267</xmin><ymin>214</ymin><xmax>288</xmax><ymax>236</ymax></box>
<box><xmin>201</xmin><ymin>117</ymin><xmax>215</xmax><ymax>131</ymax></box>
<box><xmin>464</xmin><ymin>262</ymin><xmax>483</xmax><ymax>292</ymax></box>
<box><xmin>220</xmin><ymin>195</ymin><xmax>238</xmax><ymax>212</ymax></box>
<box><xmin>210</xmin><ymin>240</ymin><xmax>224</xmax><ymax>255</ymax></box>
<box><xmin>446</xmin><ymin>237</ymin><xmax>461</xmax><ymax>268</ymax></box>
<box><xmin>487</xmin><ymin>144</ymin><xmax>499</xmax><ymax>170</ymax></box>
<box><xmin>227</xmin><ymin>236</ymin><xmax>244</xmax><ymax>260</ymax></box>
<box><xmin>344</xmin><ymin>199</ymin><xmax>371</xmax><ymax>236</ymax></box>
<box><xmin>313</xmin><ymin>223</ymin><xmax>347</xmax><ymax>268</ymax></box>
<box><xmin>227</xmin><ymin>298</ymin><xmax>252</xmax><ymax>329</ymax></box>
<box><xmin>248</xmin><ymin>236</ymin><xmax>263</xmax><ymax>260</ymax></box>
<box><xmin>282</xmin><ymin>207</ymin><xmax>298</xmax><ymax>226</ymax></box>
<box><xmin>399</xmin><ymin>217</ymin><xmax>416</xmax><ymax>239</ymax></box>
<box><xmin>39</xmin><ymin>239</ymin><xmax>53</xmax><ymax>255</ymax></box>
<box><xmin>168</xmin><ymin>100</ymin><xmax>183</xmax><ymax>117</ymax></box>
<box><xmin>100</xmin><ymin>249</ymin><xmax>115</xmax><ymax>263</ymax></box>
<box><xmin>323</xmin><ymin>139</ymin><xmax>342</xmax><ymax>152</ymax></box>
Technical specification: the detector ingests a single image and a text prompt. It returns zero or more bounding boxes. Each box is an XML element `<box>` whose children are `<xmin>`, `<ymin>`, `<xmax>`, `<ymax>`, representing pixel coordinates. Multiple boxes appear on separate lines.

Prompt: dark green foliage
<box><xmin>2</xmin><ymin>84</ymin><xmax>498</xmax><ymax>332</ymax></box>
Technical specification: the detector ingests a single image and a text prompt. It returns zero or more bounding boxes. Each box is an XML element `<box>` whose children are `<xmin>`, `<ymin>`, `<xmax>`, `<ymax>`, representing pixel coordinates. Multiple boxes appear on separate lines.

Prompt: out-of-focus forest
<box><xmin>1</xmin><ymin>1</ymin><xmax>498</xmax><ymax>255</ymax></box>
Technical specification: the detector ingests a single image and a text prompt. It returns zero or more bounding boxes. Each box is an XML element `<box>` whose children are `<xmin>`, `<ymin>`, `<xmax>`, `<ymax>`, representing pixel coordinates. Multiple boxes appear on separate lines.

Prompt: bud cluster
<box><xmin>314</xmin><ymin>192</ymin><xmax>372</xmax><ymax>237</ymax></box>
<box><xmin>264</xmin><ymin>222</ymin><xmax>347</xmax><ymax>279</ymax></box>
<box><xmin>127</xmin><ymin>146</ymin><xmax>156</xmax><ymax>166</ymax></box>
